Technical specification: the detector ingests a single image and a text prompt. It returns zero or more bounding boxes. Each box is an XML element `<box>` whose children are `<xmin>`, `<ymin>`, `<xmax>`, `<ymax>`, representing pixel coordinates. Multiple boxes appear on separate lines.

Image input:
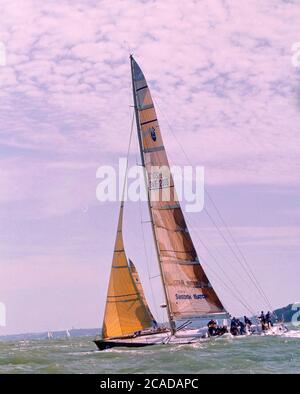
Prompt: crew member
<box><xmin>207</xmin><ymin>319</ymin><xmax>217</xmax><ymax>337</ymax></box>
<box><xmin>258</xmin><ymin>311</ymin><xmax>268</xmax><ymax>331</ymax></box>
<box><xmin>237</xmin><ymin>319</ymin><xmax>246</xmax><ymax>335</ymax></box>
<box><xmin>230</xmin><ymin>317</ymin><xmax>239</xmax><ymax>336</ymax></box>
<box><xmin>244</xmin><ymin>316</ymin><xmax>252</xmax><ymax>327</ymax></box>
<box><xmin>266</xmin><ymin>311</ymin><xmax>273</xmax><ymax>328</ymax></box>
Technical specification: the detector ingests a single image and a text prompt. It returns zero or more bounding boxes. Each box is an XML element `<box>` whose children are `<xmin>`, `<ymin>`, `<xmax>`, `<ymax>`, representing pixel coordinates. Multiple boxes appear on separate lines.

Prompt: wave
<box><xmin>283</xmin><ymin>330</ymin><xmax>300</xmax><ymax>339</ymax></box>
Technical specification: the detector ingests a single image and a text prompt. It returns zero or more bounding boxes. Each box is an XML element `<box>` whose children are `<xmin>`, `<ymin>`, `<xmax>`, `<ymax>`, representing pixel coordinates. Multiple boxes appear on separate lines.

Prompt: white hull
<box><xmin>94</xmin><ymin>323</ymin><xmax>288</xmax><ymax>350</ymax></box>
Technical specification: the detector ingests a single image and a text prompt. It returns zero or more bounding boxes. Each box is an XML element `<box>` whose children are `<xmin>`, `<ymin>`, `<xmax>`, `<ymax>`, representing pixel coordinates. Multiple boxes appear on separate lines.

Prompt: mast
<box><xmin>130</xmin><ymin>55</ymin><xmax>175</xmax><ymax>334</ymax></box>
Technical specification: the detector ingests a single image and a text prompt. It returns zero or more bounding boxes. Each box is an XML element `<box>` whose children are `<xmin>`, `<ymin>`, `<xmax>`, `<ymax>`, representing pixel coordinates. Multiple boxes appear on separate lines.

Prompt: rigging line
<box><xmin>203</xmin><ymin>206</ymin><xmax>272</xmax><ymax>308</ymax></box>
<box><xmin>191</xmin><ymin>219</ymin><xmax>257</xmax><ymax>293</ymax></box>
<box><xmin>202</xmin><ymin>207</ymin><xmax>271</xmax><ymax>311</ymax></box>
<box><xmin>120</xmin><ymin>111</ymin><xmax>135</xmax><ymax>204</ymax></box>
<box><xmin>196</xmin><ymin>249</ymin><xmax>254</xmax><ymax>316</ymax></box>
<box><xmin>198</xmin><ymin>252</ymin><xmax>255</xmax><ymax>316</ymax></box>
<box><xmin>204</xmin><ymin>191</ymin><xmax>273</xmax><ymax>311</ymax></box>
<box><xmin>186</xmin><ymin>215</ymin><xmax>256</xmax><ymax>315</ymax></box>
<box><xmin>184</xmin><ymin>212</ymin><xmax>257</xmax><ymax>292</ymax></box>
<box><xmin>184</xmin><ymin>209</ymin><xmax>254</xmax><ymax>306</ymax></box>
<box><xmin>153</xmin><ymin>95</ymin><xmax>271</xmax><ymax>310</ymax></box>
<box><xmin>202</xmin><ymin>267</ymin><xmax>248</xmax><ymax>315</ymax></box>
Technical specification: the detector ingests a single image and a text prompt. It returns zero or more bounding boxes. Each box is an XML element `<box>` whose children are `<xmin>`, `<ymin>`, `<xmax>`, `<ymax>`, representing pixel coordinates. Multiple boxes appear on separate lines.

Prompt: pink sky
<box><xmin>0</xmin><ymin>0</ymin><xmax>300</xmax><ymax>335</ymax></box>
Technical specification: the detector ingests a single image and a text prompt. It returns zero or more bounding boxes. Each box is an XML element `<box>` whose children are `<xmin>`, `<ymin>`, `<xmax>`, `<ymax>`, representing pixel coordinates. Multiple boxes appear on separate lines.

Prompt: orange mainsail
<box><xmin>102</xmin><ymin>202</ymin><xmax>154</xmax><ymax>339</ymax></box>
<box><xmin>130</xmin><ymin>56</ymin><xmax>226</xmax><ymax>323</ymax></box>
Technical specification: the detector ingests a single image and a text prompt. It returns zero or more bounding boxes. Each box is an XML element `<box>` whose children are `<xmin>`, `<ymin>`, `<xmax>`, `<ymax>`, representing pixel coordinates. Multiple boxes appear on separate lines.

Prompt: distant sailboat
<box><xmin>66</xmin><ymin>329</ymin><xmax>71</xmax><ymax>338</ymax></box>
<box><xmin>47</xmin><ymin>331</ymin><xmax>53</xmax><ymax>340</ymax></box>
<box><xmin>94</xmin><ymin>56</ymin><xmax>285</xmax><ymax>350</ymax></box>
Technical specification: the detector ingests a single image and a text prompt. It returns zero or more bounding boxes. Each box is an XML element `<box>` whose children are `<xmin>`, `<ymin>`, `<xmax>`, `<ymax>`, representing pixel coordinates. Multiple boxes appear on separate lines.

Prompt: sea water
<box><xmin>0</xmin><ymin>327</ymin><xmax>300</xmax><ymax>374</ymax></box>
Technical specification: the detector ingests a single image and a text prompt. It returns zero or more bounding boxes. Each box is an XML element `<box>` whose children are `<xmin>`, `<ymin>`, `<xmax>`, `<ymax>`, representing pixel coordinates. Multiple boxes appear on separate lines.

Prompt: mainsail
<box><xmin>130</xmin><ymin>56</ymin><xmax>226</xmax><ymax>325</ymax></box>
<box><xmin>102</xmin><ymin>202</ymin><xmax>154</xmax><ymax>339</ymax></box>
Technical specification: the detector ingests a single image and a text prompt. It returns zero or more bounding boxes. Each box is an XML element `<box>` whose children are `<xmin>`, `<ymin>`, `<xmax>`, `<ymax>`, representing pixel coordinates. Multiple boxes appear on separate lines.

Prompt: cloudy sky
<box><xmin>0</xmin><ymin>0</ymin><xmax>300</xmax><ymax>335</ymax></box>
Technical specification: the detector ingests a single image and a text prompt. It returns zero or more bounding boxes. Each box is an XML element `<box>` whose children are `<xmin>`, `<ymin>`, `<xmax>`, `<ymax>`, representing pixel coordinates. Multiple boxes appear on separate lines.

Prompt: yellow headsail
<box><xmin>102</xmin><ymin>202</ymin><xmax>154</xmax><ymax>339</ymax></box>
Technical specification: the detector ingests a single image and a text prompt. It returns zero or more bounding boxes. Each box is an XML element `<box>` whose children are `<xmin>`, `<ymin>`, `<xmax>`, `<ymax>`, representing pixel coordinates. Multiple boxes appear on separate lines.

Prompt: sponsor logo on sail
<box><xmin>150</xmin><ymin>127</ymin><xmax>157</xmax><ymax>141</ymax></box>
<box><xmin>175</xmin><ymin>294</ymin><xmax>207</xmax><ymax>300</ymax></box>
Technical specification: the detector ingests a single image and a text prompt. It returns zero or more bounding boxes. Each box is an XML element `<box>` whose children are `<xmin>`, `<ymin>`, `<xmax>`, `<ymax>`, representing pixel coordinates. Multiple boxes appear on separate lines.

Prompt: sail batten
<box><xmin>131</xmin><ymin>56</ymin><xmax>226</xmax><ymax>323</ymax></box>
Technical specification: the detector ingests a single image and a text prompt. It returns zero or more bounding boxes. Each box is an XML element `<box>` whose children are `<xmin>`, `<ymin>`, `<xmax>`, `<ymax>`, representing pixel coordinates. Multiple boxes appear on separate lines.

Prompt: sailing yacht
<box><xmin>47</xmin><ymin>331</ymin><xmax>53</xmax><ymax>340</ymax></box>
<box><xmin>94</xmin><ymin>56</ymin><xmax>231</xmax><ymax>350</ymax></box>
<box><xmin>94</xmin><ymin>56</ymin><xmax>286</xmax><ymax>351</ymax></box>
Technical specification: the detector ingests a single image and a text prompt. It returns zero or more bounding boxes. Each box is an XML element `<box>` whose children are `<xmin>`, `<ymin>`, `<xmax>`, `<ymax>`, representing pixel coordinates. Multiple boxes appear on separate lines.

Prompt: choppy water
<box><xmin>1</xmin><ymin>328</ymin><xmax>300</xmax><ymax>374</ymax></box>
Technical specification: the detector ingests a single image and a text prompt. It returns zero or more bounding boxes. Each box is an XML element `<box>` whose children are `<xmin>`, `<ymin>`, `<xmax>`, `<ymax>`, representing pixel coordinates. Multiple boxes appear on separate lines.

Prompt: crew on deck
<box><xmin>258</xmin><ymin>310</ymin><xmax>276</xmax><ymax>331</ymax></box>
<box><xmin>237</xmin><ymin>319</ymin><xmax>246</xmax><ymax>335</ymax></box>
<box><xmin>230</xmin><ymin>317</ymin><xmax>239</xmax><ymax>336</ymax></box>
<box><xmin>266</xmin><ymin>311</ymin><xmax>273</xmax><ymax>328</ymax></box>
<box><xmin>207</xmin><ymin>319</ymin><xmax>228</xmax><ymax>337</ymax></box>
<box><xmin>244</xmin><ymin>316</ymin><xmax>252</xmax><ymax>329</ymax></box>
<box><xmin>152</xmin><ymin>319</ymin><xmax>159</xmax><ymax>329</ymax></box>
<box><xmin>207</xmin><ymin>313</ymin><xmax>275</xmax><ymax>337</ymax></box>
<box><xmin>207</xmin><ymin>319</ymin><xmax>217</xmax><ymax>337</ymax></box>
<box><xmin>230</xmin><ymin>316</ymin><xmax>253</xmax><ymax>336</ymax></box>
<box><xmin>258</xmin><ymin>311</ymin><xmax>269</xmax><ymax>331</ymax></box>
<box><xmin>210</xmin><ymin>312</ymin><xmax>276</xmax><ymax>337</ymax></box>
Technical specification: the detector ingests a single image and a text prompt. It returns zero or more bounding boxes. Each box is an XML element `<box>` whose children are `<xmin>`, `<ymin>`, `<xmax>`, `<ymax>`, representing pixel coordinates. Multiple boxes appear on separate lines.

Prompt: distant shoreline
<box><xmin>0</xmin><ymin>328</ymin><xmax>101</xmax><ymax>342</ymax></box>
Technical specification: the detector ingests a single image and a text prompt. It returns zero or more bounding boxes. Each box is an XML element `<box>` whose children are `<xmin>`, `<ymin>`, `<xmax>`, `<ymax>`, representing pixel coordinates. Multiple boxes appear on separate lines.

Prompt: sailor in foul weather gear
<box><xmin>207</xmin><ymin>319</ymin><xmax>217</xmax><ymax>337</ymax></box>
<box><xmin>244</xmin><ymin>316</ymin><xmax>252</xmax><ymax>327</ymax></box>
<box><xmin>230</xmin><ymin>317</ymin><xmax>239</xmax><ymax>336</ymax></box>
<box><xmin>258</xmin><ymin>311</ymin><xmax>265</xmax><ymax>322</ymax></box>
<box><xmin>237</xmin><ymin>319</ymin><xmax>246</xmax><ymax>335</ymax></box>
<box><xmin>258</xmin><ymin>311</ymin><xmax>268</xmax><ymax>331</ymax></box>
<box><xmin>266</xmin><ymin>311</ymin><xmax>273</xmax><ymax>328</ymax></box>
<box><xmin>152</xmin><ymin>319</ymin><xmax>158</xmax><ymax>329</ymax></box>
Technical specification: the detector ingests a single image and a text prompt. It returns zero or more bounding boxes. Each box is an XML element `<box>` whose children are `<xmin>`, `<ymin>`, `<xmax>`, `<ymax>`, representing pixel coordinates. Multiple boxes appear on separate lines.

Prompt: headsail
<box><xmin>129</xmin><ymin>259</ymin><xmax>155</xmax><ymax>323</ymax></box>
<box><xmin>102</xmin><ymin>202</ymin><xmax>154</xmax><ymax>339</ymax></box>
<box><xmin>130</xmin><ymin>56</ymin><xmax>226</xmax><ymax>323</ymax></box>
